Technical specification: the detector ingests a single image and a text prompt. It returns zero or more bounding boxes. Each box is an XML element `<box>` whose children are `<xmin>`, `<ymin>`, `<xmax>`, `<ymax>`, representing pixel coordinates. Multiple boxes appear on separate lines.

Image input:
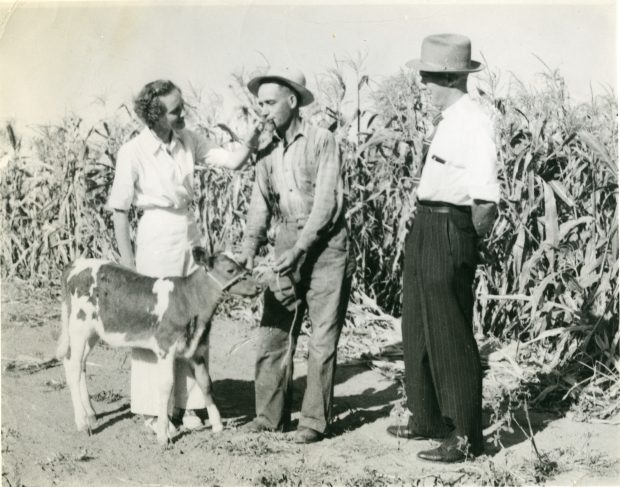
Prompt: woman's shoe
<box><xmin>144</xmin><ymin>416</ymin><xmax>178</xmax><ymax>436</ymax></box>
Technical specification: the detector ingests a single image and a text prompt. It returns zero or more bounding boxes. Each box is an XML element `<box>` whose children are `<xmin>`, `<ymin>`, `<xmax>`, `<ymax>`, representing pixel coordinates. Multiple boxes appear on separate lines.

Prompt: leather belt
<box><xmin>417</xmin><ymin>205</ymin><xmax>452</xmax><ymax>214</ymax></box>
<box><xmin>417</xmin><ymin>200</ymin><xmax>471</xmax><ymax>214</ymax></box>
<box><xmin>141</xmin><ymin>205</ymin><xmax>191</xmax><ymax>214</ymax></box>
<box><xmin>277</xmin><ymin>216</ymin><xmax>309</xmax><ymax>229</ymax></box>
<box><xmin>279</xmin><ymin>216</ymin><xmax>308</xmax><ymax>224</ymax></box>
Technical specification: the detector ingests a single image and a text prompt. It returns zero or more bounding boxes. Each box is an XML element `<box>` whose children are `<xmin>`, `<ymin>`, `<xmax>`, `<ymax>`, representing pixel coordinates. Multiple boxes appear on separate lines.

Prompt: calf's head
<box><xmin>193</xmin><ymin>247</ymin><xmax>263</xmax><ymax>297</ymax></box>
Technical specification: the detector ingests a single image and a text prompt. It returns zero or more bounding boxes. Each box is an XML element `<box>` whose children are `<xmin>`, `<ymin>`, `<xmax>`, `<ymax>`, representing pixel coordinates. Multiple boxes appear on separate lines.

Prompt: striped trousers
<box><xmin>401</xmin><ymin>201</ymin><xmax>483</xmax><ymax>455</ymax></box>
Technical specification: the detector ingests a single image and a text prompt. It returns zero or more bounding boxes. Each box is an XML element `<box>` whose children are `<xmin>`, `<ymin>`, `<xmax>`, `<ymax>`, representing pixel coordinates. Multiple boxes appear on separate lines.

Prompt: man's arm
<box><xmin>274</xmin><ymin>130</ymin><xmax>342</xmax><ymax>275</ymax></box>
<box><xmin>467</xmin><ymin>117</ymin><xmax>500</xmax><ymax>236</ymax></box>
<box><xmin>239</xmin><ymin>162</ymin><xmax>271</xmax><ymax>270</ymax></box>
<box><xmin>472</xmin><ymin>200</ymin><xmax>498</xmax><ymax>237</ymax></box>
<box><xmin>296</xmin><ymin>131</ymin><xmax>342</xmax><ymax>251</ymax></box>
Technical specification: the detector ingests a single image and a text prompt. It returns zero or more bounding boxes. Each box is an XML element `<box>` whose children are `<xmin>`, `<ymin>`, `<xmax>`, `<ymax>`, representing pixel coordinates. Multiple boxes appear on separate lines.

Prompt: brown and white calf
<box><xmin>56</xmin><ymin>249</ymin><xmax>261</xmax><ymax>446</ymax></box>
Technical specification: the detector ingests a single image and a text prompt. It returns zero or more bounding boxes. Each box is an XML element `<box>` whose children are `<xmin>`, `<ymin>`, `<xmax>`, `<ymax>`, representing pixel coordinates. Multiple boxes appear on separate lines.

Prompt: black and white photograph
<box><xmin>0</xmin><ymin>1</ymin><xmax>618</xmax><ymax>485</ymax></box>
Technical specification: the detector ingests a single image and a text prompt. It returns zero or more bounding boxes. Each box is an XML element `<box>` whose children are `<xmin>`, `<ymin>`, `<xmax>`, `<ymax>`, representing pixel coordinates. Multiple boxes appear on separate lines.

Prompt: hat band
<box><xmin>257</xmin><ymin>76</ymin><xmax>305</xmax><ymax>101</ymax></box>
<box><xmin>420</xmin><ymin>58</ymin><xmax>473</xmax><ymax>70</ymax></box>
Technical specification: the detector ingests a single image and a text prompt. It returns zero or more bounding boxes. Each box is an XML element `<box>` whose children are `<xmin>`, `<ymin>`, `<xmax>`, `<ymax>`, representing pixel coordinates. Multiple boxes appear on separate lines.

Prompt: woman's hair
<box><xmin>134</xmin><ymin>80</ymin><xmax>180</xmax><ymax>128</ymax></box>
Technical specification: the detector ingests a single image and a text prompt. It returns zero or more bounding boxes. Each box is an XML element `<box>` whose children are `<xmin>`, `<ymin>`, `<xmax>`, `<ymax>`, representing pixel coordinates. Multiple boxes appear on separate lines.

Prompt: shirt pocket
<box><xmin>431</xmin><ymin>149</ymin><xmax>466</xmax><ymax>170</ymax></box>
<box><xmin>295</xmin><ymin>164</ymin><xmax>316</xmax><ymax>196</ymax></box>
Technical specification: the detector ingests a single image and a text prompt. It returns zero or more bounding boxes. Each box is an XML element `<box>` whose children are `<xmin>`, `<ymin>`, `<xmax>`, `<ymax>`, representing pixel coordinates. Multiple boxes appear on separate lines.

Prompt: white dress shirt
<box><xmin>417</xmin><ymin>95</ymin><xmax>500</xmax><ymax>206</ymax></box>
<box><xmin>107</xmin><ymin>128</ymin><xmax>231</xmax><ymax>211</ymax></box>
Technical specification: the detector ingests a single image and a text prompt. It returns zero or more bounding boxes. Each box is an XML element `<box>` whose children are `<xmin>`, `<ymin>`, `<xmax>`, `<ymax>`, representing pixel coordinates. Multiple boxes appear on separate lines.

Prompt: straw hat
<box><xmin>247</xmin><ymin>67</ymin><xmax>315</xmax><ymax>107</ymax></box>
<box><xmin>407</xmin><ymin>34</ymin><xmax>483</xmax><ymax>73</ymax></box>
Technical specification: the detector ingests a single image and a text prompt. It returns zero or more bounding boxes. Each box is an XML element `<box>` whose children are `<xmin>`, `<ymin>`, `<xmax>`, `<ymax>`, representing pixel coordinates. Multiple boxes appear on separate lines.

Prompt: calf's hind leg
<box><xmin>79</xmin><ymin>335</ymin><xmax>99</xmax><ymax>424</ymax></box>
<box><xmin>191</xmin><ymin>345</ymin><xmax>223</xmax><ymax>432</ymax></box>
<box><xmin>64</xmin><ymin>324</ymin><xmax>93</xmax><ymax>434</ymax></box>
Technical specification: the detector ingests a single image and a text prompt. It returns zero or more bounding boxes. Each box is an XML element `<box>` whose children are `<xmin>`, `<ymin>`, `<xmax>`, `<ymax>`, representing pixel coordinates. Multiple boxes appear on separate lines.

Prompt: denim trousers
<box><xmin>254</xmin><ymin>221</ymin><xmax>353</xmax><ymax>433</ymax></box>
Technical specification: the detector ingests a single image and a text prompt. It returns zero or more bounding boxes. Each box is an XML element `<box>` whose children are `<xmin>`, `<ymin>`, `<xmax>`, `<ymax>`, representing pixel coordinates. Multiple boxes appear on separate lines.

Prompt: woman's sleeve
<box><xmin>106</xmin><ymin>145</ymin><xmax>137</xmax><ymax>211</ymax></box>
<box><xmin>191</xmin><ymin>131</ymin><xmax>227</xmax><ymax>166</ymax></box>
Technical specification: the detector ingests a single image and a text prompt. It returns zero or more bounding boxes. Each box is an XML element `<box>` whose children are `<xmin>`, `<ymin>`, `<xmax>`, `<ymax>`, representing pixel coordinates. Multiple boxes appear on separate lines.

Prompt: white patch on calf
<box><xmin>152</xmin><ymin>279</ymin><xmax>174</xmax><ymax>323</ymax></box>
<box><xmin>68</xmin><ymin>259</ymin><xmax>105</xmax><ymax>282</ymax></box>
<box><xmin>101</xmin><ymin>332</ymin><xmax>160</xmax><ymax>352</ymax></box>
<box><xmin>69</xmin><ymin>293</ymin><xmax>102</xmax><ymax>345</ymax></box>
<box><xmin>68</xmin><ymin>259</ymin><xmax>106</xmax><ymax>302</ymax></box>
<box><xmin>71</xmin><ymin>294</ymin><xmax>99</xmax><ymax>321</ymax></box>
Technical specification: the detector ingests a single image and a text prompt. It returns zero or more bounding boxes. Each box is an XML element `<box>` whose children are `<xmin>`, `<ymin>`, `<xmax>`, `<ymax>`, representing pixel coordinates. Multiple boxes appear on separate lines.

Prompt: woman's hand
<box><xmin>119</xmin><ymin>254</ymin><xmax>136</xmax><ymax>269</ymax></box>
<box><xmin>214</xmin><ymin>113</ymin><xmax>265</xmax><ymax>170</ymax></box>
<box><xmin>243</xmin><ymin>114</ymin><xmax>264</xmax><ymax>150</ymax></box>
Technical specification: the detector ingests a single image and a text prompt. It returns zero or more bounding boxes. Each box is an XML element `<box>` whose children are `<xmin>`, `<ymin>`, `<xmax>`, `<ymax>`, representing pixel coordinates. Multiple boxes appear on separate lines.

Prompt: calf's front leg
<box><xmin>156</xmin><ymin>352</ymin><xmax>176</xmax><ymax>447</ymax></box>
<box><xmin>191</xmin><ymin>346</ymin><xmax>223</xmax><ymax>432</ymax></box>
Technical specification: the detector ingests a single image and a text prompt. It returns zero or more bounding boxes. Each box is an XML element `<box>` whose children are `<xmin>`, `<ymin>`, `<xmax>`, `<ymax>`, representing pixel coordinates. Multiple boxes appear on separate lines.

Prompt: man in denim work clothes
<box><xmin>238</xmin><ymin>67</ymin><xmax>354</xmax><ymax>444</ymax></box>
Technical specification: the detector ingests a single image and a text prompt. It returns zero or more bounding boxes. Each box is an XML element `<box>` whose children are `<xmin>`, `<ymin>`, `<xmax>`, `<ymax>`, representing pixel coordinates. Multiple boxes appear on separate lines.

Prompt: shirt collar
<box><xmin>271</xmin><ymin>117</ymin><xmax>308</xmax><ymax>149</ymax></box>
<box><xmin>441</xmin><ymin>94</ymin><xmax>470</xmax><ymax>120</ymax></box>
<box><xmin>289</xmin><ymin>117</ymin><xmax>308</xmax><ymax>142</ymax></box>
<box><xmin>141</xmin><ymin>127</ymin><xmax>184</xmax><ymax>155</ymax></box>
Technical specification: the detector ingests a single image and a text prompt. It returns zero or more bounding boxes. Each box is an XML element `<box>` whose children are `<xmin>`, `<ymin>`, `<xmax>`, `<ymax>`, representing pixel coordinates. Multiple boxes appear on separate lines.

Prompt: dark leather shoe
<box><xmin>386</xmin><ymin>424</ymin><xmax>446</xmax><ymax>440</ymax></box>
<box><xmin>417</xmin><ymin>444</ymin><xmax>467</xmax><ymax>463</ymax></box>
<box><xmin>242</xmin><ymin>419</ymin><xmax>275</xmax><ymax>433</ymax></box>
<box><xmin>294</xmin><ymin>427</ymin><xmax>323</xmax><ymax>444</ymax></box>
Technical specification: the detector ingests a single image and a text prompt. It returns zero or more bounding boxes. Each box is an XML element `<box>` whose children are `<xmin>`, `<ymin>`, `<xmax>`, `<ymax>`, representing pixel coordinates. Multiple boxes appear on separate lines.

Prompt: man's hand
<box><xmin>274</xmin><ymin>246</ymin><xmax>305</xmax><ymax>276</ymax></box>
<box><xmin>269</xmin><ymin>274</ymin><xmax>299</xmax><ymax>310</ymax></box>
<box><xmin>472</xmin><ymin>200</ymin><xmax>498</xmax><ymax>237</ymax></box>
<box><xmin>236</xmin><ymin>251</ymin><xmax>255</xmax><ymax>271</ymax></box>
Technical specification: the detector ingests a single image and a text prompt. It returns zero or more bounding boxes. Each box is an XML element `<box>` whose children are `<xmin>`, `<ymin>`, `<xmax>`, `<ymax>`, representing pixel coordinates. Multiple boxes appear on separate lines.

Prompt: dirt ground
<box><xmin>1</xmin><ymin>280</ymin><xmax>619</xmax><ymax>486</ymax></box>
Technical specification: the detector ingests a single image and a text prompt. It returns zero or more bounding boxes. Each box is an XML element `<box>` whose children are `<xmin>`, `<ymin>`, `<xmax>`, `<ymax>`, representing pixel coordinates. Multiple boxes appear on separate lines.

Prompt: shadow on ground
<box><xmin>483</xmin><ymin>409</ymin><xmax>557</xmax><ymax>455</ymax></box>
<box><xmin>89</xmin><ymin>403</ymin><xmax>132</xmax><ymax>434</ymax></box>
<box><xmin>90</xmin><ymin>356</ymin><xmax>561</xmax><ymax>455</ymax></box>
<box><xmin>204</xmin><ymin>361</ymin><xmax>399</xmax><ymax>437</ymax></box>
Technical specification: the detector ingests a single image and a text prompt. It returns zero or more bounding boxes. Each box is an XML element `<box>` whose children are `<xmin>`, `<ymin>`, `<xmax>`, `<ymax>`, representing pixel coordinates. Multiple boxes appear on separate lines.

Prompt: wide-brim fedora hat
<box><xmin>407</xmin><ymin>34</ymin><xmax>483</xmax><ymax>73</ymax></box>
<box><xmin>247</xmin><ymin>67</ymin><xmax>315</xmax><ymax>107</ymax></box>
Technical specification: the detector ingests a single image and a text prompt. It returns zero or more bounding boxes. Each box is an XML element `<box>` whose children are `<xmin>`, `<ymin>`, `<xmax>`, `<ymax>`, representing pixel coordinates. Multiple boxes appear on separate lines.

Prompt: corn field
<box><xmin>1</xmin><ymin>62</ymin><xmax>618</xmax><ymax>419</ymax></box>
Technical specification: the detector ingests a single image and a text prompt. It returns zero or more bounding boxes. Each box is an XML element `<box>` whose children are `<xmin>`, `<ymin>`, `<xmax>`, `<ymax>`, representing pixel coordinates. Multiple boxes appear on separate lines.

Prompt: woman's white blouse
<box><xmin>107</xmin><ymin>128</ymin><xmax>230</xmax><ymax>211</ymax></box>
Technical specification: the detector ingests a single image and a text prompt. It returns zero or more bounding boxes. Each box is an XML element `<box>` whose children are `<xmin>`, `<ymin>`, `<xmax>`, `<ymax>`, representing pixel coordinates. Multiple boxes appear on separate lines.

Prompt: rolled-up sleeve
<box><xmin>295</xmin><ymin>131</ymin><xmax>342</xmax><ymax>251</ymax></box>
<box><xmin>466</xmin><ymin>120</ymin><xmax>500</xmax><ymax>203</ymax></box>
<box><xmin>191</xmin><ymin>131</ymin><xmax>233</xmax><ymax>168</ymax></box>
<box><xmin>242</xmin><ymin>162</ymin><xmax>271</xmax><ymax>255</ymax></box>
<box><xmin>107</xmin><ymin>145</ymin><xmax>137</xmax><ymax>211</ymax></box>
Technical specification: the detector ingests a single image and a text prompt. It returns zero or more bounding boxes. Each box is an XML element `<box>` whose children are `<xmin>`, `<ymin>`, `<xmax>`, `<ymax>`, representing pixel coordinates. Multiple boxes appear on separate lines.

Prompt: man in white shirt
<box><xmin>386</xmin><ymin>34</ymin><xmax>499</xmax><ymax>463</ymax></box>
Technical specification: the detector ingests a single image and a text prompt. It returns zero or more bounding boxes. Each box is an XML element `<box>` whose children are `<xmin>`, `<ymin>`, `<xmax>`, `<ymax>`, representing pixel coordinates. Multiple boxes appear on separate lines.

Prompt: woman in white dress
<box><xmin>107</xmin><ymin>80</ymin><xmax>260</xmax><ymax>431</ymax></box>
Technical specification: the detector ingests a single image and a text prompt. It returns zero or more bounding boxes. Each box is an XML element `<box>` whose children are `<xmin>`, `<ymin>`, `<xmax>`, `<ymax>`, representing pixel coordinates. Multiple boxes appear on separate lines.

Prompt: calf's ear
<box><xmin>192</xmin><ymin>247</ymin><xmax>209</xmax><ymax>266</ymax></box>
